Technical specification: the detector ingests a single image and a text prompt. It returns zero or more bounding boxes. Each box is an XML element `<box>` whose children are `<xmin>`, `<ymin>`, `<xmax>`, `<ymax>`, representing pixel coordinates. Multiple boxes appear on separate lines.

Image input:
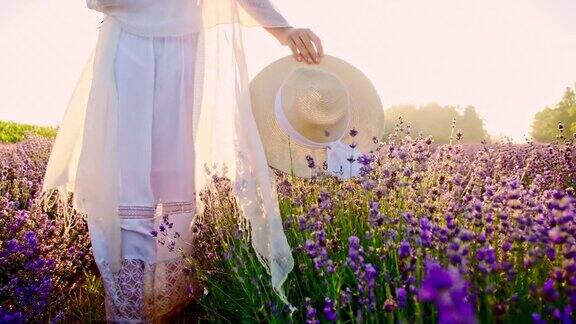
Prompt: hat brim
<box><xmin>250</xmin><ymin>54</ymin><xmax>384</xmax><ymax>179</ymax></box>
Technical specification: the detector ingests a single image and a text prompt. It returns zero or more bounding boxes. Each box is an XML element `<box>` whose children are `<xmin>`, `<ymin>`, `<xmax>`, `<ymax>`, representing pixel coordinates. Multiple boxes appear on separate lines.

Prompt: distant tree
<box><xmin>460</xmin><ymin>106</ymin><xmax>489</xmax><ymax>142</ymax></box>
<box><xmin>383</xmin><ymin>103</ymin><xmax>489</xmax><ymax>143</ymax></box>
<box><xmin>531</xmin><ymin>86</ymin><xmax>576</xmax><ymax>142</ymax></box>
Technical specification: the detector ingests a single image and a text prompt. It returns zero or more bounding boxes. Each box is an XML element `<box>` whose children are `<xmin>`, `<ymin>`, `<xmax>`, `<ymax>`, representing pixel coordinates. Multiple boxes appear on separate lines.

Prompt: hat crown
<box><xmin>280</xmin><ymin>68</ymin><xmax>350</xmax><ymax>143</ymax></box>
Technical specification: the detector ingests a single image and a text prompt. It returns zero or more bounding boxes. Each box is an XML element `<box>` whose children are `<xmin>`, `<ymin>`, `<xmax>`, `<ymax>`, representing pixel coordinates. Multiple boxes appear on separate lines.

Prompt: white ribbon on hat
<box><xmin>274</xmin><ymin>87</ymin><xmax>362</xmax><ymax>179</ymax></box>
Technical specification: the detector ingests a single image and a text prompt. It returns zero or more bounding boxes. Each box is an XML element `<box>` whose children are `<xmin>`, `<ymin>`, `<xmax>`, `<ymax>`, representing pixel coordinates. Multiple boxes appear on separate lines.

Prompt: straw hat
<box><xmin>250</xmin><ymin>54</ymin><xmax>384</xmax><ymax>179</ymax></box>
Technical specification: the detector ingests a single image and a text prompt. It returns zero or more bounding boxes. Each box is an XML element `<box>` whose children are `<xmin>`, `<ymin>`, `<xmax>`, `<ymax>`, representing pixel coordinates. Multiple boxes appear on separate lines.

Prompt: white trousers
<box><xmin>91</xmin><ymin>28</ymin><xmax>201</xmax><ymax>322</ymax></box>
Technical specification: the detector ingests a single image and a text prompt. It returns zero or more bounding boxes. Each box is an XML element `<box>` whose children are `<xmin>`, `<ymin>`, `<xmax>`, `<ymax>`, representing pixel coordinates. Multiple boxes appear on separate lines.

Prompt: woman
<box><xmin>39</xmin><ymin>0</ymin><xmax>323</xmax><ymax>321</ymax></box>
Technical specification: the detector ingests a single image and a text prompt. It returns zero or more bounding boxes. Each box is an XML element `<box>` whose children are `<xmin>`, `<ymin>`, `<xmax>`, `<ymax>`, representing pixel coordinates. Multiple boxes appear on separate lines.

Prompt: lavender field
<box><xmin>1</xmin><ymin>121</ymin><xmax>576</xmax><ymax>323</ymax></box>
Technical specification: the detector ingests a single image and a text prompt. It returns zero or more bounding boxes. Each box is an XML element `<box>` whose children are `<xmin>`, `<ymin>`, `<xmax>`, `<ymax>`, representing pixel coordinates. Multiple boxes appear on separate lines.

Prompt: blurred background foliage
<box><xmin>0</xmin><ymin>120</ymin><xmax>56</xmax><ymax>143</ymax></box>
<box><xmin>383</xmin><ymin>104</ymin><xmax>489</xmax><ymax>143</ymax></box>
<box><xmin>531</xmin><ymin>85</ymin><xmax>576</xmax><ymax>142</ymax></box>
<box><xmin>1</xmin><ymin>83</ymin><xmax>575</xmax><ymax>144</ymax></box>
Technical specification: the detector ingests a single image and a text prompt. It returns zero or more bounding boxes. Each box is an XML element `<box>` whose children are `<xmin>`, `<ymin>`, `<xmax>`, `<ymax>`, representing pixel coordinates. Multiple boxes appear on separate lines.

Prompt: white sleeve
<box><xmin>235</xmin><ymin>0</ymin><xmax>292</xmax><ymax>27</ymax></box>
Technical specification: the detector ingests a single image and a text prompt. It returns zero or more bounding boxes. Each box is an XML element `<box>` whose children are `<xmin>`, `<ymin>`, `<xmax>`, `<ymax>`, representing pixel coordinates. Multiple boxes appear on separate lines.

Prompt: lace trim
<box><xmin>98</xmin><ymin>257</ymin><xmax>192</xmax><ymax>323</ymax></box>
<box><xmin>118</xmin><ymin>200</ymin><xmax>195</xmax><ymax>219</ymax></box>
<box><xmin>158</xmin><ymin>201</ymin><xmax>195</xmax><ymax>215</ymax></box>
<box><xmin>119</xmin><ymin>206</ymin><xmax>156</xmax><ymax>219</ymax></box>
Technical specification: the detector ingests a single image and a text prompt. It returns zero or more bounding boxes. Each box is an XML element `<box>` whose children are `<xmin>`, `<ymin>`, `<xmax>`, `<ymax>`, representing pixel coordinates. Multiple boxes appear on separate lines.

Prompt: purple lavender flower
<box><xmin>419</xmin><ymin>261</ymin><xmax>477</xmax><ymax>323</ymax></box>
<box><xmin>361</xmin><ymin>263</ymin><xmax>378</xmax><ymax>310</ymax></box>
<box><xmin>304</xmin><ymin>298</ymin><xmax>319</xmax><ymax>324</ymax></box>
<box><xmin>398</xmin><ymin>240</ymin><xmax>411</xmax><ymax>259</ymax></box>
<box><xmin>322</xmin><ymin>297</ymin><xmax>337</xmax><ymax>322</ymax></box>
<box><xmin>306</xmin><ymin>155</ymin><xmax>316</xmax><ymax>169</ymax></box>
<box><xmin>384</xmin><ymin>298</ymin><xmax>397</xmax><ymax>312</ymax></box>
<box><xmin>348</xmin><ymin>236</ymin><xmax>360</xmax><ymax>250</ymax></box>
<box><xmin>542</xmin><ymin>279</ymin><xmax>560</xmax><ymax>301</ymax></box>
<box><xmin>397</xmin><ymin>287</ymin><xmax>408</xmax><ymax>308</ymax></box>
<box><xmin>305</xmin><ymin>239</ymin><xmax>317</xmax><ymax>257</ymax></box>
<box><xmin>531</xmin><ymin>313</ymin><xmax>546</xmax><ymax>324</ymax></box>
<box><xmin>340</xmin><ymin>287</ymin><xmax>352</xmax><ymax>305</ymax></box>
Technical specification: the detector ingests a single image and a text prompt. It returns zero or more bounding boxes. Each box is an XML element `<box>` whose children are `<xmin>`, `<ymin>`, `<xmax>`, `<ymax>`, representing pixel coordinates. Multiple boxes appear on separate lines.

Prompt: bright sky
<box><xmin>1</xmin><ymin>0</ymin><xmax>575</xmax><ymax>142</ymax></box>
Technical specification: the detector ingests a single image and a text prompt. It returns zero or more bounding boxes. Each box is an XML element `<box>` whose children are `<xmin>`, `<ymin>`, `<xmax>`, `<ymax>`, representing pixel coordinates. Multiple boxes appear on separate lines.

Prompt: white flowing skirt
<box><xmin>89</xmin><ymin>27</ymin><xmax>201</xmax><ymax>322</ymax></box>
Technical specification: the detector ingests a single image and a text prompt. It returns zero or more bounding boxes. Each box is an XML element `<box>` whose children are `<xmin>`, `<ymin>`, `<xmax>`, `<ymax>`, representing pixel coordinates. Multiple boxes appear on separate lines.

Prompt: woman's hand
<box><xmin>265</xmin><ymin>27</ymin><xmax>324</xmax><ymax>64</ymax></box>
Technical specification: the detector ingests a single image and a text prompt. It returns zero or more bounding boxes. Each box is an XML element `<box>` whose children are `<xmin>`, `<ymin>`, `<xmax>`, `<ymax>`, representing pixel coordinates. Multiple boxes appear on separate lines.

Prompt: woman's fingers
<box><xmin>293</xmin><ymin>31</ymin><xmax>315</xmax><ymax>64</ymax></box>
<box><xmin>308</xmin><ymin>30</ymin><xmax>324</xmax><ymax>58</ymax></box>
<box><xmin>291</xmin><ymin>35</ymin><xmax>310</xmax><ymax>63</ymax></box>
<box><xmin>271</xmin><ymin>27</ymin><xmax>323</xmax><ymax>64</ymax></box>
<box><xmin>300</xmin><ymin>31</ymin><xmax>320</xmax><ymax>63</ymax></box>
<box><xmin>288</xmin><ymin>39</ymin><xmax>302</xmax><ymax>62</ymax></box>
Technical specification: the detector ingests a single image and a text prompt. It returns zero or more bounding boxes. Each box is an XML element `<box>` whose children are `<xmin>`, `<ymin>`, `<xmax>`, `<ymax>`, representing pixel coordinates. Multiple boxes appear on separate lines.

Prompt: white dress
<box><xmin>93</xmin><ymin>28</ymin><xmax>201</xmax><ymax>322</ymax></box>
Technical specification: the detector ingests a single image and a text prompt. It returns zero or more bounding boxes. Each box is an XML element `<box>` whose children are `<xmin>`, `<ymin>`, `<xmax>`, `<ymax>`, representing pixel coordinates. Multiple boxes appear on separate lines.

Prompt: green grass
<box><xmin>0</xmin><ymin>120</ymin><xmax>57</xmax><ymax>143</ymax></box>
